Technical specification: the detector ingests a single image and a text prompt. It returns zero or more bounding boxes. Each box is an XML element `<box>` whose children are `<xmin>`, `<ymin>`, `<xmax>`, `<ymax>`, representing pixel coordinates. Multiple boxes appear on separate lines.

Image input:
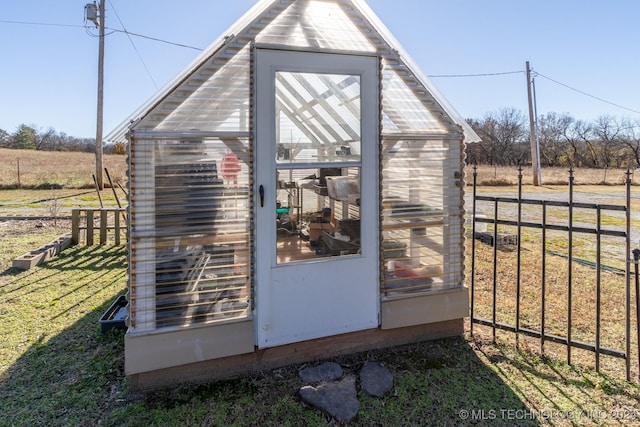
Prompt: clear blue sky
<box><xmin>1</xmin><ymin>0</ymin><xmax>638</xmax><ymax>139</ymax></box>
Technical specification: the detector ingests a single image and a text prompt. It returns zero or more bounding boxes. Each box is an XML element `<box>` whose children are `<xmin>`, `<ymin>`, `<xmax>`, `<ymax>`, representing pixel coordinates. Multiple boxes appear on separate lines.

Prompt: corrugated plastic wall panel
<box><xmin>138</xmin><ymin>45</ymin><xmax>251</xmax><ymax>133</ymax></box>
<box><xmin>129</xmin><ymin>137</ymin><xmax>251</xmax><ymax>332</ymax></box>
<box><xmin>380</xmin><ymin>138</ymin><xmax>464</xmax><ymax>296</ymax></box>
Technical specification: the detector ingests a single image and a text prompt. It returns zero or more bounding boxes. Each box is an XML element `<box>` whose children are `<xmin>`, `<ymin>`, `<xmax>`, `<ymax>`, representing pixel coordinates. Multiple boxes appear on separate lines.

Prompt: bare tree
<box><xmin>592</xmin><ymin>115</ymin><xmax>626</xmax><ymax>170</ymax></box>
<box><xmin>537</xmin><ymin>112</ymin><xmax>573</xmax><ymax>166</ymax></box>
<box><xmin>469</xmin><ymin>108</ymin><xmax>528</xmax><ymax>167</ymax></box>
<box><xmin>36</xmin><ymin>127</ymin><xmax>57</xmax><ymax>151</ymax></box>
<box><xmin>619</xmin><ymin>118</ymin><xmax>640</xmax><ymax>168</ymax></box>
<box><xmin>465</xmin><ymin>118</ymin><xmax>490</xmax><ymax>165</ymax></box>
<box><xmin>469</xmin><ymin>111</ymin><xmax>640</xmax><ymax>171</ymax></box>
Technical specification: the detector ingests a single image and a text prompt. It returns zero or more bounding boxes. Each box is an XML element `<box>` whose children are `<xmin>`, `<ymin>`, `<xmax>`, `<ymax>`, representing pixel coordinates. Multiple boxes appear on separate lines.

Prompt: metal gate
<box><xmin>469</xmin><ymin>166</ymin><xmax>638</xmax><ymax>381</ymax></box>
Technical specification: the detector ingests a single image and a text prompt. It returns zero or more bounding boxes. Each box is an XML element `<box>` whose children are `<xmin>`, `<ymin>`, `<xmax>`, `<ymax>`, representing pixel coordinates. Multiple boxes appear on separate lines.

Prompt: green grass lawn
<box><xmin>1</xmin><ymin>227</ymin><xmax>640</xmax><ymax>425</ymax></box>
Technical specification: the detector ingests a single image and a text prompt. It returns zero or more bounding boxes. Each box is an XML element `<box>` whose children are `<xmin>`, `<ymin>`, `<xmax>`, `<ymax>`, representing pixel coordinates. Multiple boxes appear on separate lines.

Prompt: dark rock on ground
<box><xmin>299</xmin><ymin>361</ymin><xmax>343</xmax><ymax>384</ymax></box>
<box><xmin>299</xmin><ymin>376</ymin><xmax>359</xmax><ymax>424</ymax></box>
<box><xmin>359</xmin><ymin>361</ymin><xmax>394</xmax><ymax>398</ymax></box>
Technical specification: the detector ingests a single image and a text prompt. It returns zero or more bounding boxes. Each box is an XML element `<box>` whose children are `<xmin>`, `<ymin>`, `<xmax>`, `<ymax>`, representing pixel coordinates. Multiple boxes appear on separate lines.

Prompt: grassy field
<box><xmin>1</xmin><ymin>148</ymin><xmax>637</xmax><ymax>190</ymax></box>
<box><xmin>0</xmin><ymin>148</ymin><xmax>127</xmax><ymax>190</ymax></box>
<box><xmin>0</xmin><ymin>233</ymin><xmax>640</xmax><ymax>426</ymax></box>
<box><xmin>1</xmin><ymin>230</ymin><xmax>639</xmax><ymax>426</ymax></box>
<box><xmin>1</xmin><ymin>151</ymin><xmax>640</xmax><ymax>425</ymax></box>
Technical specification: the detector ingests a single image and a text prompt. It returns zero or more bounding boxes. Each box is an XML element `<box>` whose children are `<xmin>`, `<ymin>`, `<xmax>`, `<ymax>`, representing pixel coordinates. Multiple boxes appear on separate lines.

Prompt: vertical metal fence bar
<box><xmin>541</xmin><ymin>202</ymin><xmax>547</xmax><ymax>356</ymax></box>
<box><xmin>471</xmin><ymin>165</ymin><xmax>478</xmax><ymax>336</ymax></box>
<box><xmin>492</xmin><ymin>198</ymin><xmax>499</xmax><ymax>342</ymax></box>
<box><xmin>516</xmin><ymin>167</ymin><xmax>523</xmax><ymax>348</ymax></box>
<box><xmin>625</xmin><ymin>169</ymin><xmax>632</xmax><ymax>381</ymax></box>
<box><xmin>567</xmin><ymin>168</ymin><xmax>574</xmax><ymax>366</ymax></box>
<box><xmin>468</xmin><ymin>169</ymin><xmax>632</xmax><ymax>376</ymax></box>
<box><xmin>596</xmin><ymin>206</ymin><xmax>602</xmax><ymax>372</ymax></box>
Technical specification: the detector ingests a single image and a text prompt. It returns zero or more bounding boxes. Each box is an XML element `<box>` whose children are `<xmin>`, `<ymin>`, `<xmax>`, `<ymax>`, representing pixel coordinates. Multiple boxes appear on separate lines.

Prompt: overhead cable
<box><xmin>0</xmin><ymin>18</ymin><xmax>203</xmax><ymax>51</ymax></box>
<box><xmin>429</xmin><ymin>70</ymin><xmax>524</xmax><ymax>78</ymax></box>
<box><xmin>107</xmin><ymin>0</ymin><xmax>159</xmax><ymax>89</ymax></box>
<box><xmin>0</xmin><ymin>19</ymin><xmax>83</xmax><ymax>28</ymax></box>
<box><xmin>535</xmin><ymin>72</ymin><xmax>640</xmax><ymax>115</ymax></box>
<box><xmin>106</xmin><ymin>27</ymin><xmax>203</xmax><ymax>51</ymax></box>
<box><xmin>3</xmin><ymin>18</ymin><xmax>637</xmax><ymax>115</ymax></box>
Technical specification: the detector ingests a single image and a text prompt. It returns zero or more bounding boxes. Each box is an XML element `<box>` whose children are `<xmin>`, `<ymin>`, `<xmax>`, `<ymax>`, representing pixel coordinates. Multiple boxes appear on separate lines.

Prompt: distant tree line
<box><xmin>467</xmin><ymin>108</ymin><xmax>640</xmax><ymax>169</ymax></box>
<box><xmin>0</xmin><ymin>124</ymin><xmax>125</xmax><ymax>155</ymax></box>
<box><xmin>4</xmin><ymin>112</ymin><xmax>640</xmax><ymax>166</ymax></box>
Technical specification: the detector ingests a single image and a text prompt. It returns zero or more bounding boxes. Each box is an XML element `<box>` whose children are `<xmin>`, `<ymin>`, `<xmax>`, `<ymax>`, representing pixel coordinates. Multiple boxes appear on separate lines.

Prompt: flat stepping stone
<box><xmin>359</xmin><ymin>361</ymin><xmax>394</xmax><ymax>398</ymax></box>
<box><xmin>299</xmin><ymin>376</ymin><xmax>359</xmax><ymax>424</ymax></box>
<box><xmin>299</xmin><ymin>361</ymin><xmax>343</xmax><ymax>384</ymax></box>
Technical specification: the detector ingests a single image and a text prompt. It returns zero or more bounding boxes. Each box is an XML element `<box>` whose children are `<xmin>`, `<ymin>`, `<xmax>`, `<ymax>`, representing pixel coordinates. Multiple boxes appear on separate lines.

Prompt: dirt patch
<box><xmin>0</xmin><ymin>219</ymin><xmax>72</xmax><ymax>271</ymax></box>
<box><xmin>0</xmin><ymin>218</ymin><xmax>71</xmax><ymax>238</ymax></box>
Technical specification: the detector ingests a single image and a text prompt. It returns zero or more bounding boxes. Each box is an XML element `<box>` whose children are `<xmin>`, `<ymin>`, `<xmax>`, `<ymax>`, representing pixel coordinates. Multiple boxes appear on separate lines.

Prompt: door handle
<box><xmin>259</xmin><ymin>185</ymin><xmax>265</xmax><ymax>207</ymax></box>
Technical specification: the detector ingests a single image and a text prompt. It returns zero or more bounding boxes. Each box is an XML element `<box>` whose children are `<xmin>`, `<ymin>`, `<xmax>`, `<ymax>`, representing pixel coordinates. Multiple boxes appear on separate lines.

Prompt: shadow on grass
<box><xmin>7</xmin><ymin>243</ymin><xmax>621</xmax><ymax>425</ymax></box>
<box><xmin>115</xmin><ymin>336</ymin><xmax>543</xmax><ymax>427</ymax></box>
<box><xmin>2</xmin><ymin>245</ymin><xmax>538</xmax><ymax>427</ymax></box>
<box><xmin>0</xmin><ymin>245</ymin><xmax>129</xmax><ymax>427</ymax></box>
<box><xmin>1</xmin><ymin>245</ymin><xmax>127</xmax><ymax>293</ymax></box>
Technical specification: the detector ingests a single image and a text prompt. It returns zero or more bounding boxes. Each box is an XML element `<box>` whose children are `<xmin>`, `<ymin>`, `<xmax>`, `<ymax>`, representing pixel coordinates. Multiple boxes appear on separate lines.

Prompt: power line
<box><xmin>0</xmin><ymin>19</ymin><xmax>83</xmax><ymax>29</ymax></box>
<box><xmin>105</xmin><ymin>27</ymin><xmax>203</xmax><ymax>51</ymax></box>
<box><xmin>0</xmin><ymin>18</ymin><xmax>203</xmax><ymax>51</ymax></box>
<box><xmin>3</xmin><ymin>17</ymin><xmax>638</xmax><ymax>116</ymax></box>
<box><xmin>107</xmin><ymin>0</ymin><xmax>159</xmax><ymax>90</ymax></box>
<box><xmin>535</xmin><ymin>71</ymin><xmax>640</xmax><ymax>115</ymax></box>
<box><xmin>429</xmin><ymin>70</ymin><xmax>524</xmax><ymax>78</ymax></box>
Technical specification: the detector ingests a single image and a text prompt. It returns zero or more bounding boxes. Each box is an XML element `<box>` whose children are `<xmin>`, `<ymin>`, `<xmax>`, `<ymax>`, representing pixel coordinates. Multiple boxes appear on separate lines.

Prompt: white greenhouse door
<box><xmin>255</xmin><ymin>49</ymin><xmax>379</xmax><ymax>348</ymax></box>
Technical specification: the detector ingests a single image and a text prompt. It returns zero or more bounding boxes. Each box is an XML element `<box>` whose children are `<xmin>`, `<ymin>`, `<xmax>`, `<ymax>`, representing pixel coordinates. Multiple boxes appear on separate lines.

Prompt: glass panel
<box><xmin>276</xmin><ymin>71</ymin><xmax>361</xmax><ymax>164</ymax></box>
<box><xmin>276</xmin><ymin>167</ymin><xmax>361</xmax><ymax>264</ymax></box>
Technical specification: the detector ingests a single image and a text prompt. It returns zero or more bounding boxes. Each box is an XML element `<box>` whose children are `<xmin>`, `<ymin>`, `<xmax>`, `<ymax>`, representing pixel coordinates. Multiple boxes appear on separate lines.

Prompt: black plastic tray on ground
<box><xmin>322</xmin><ymin>231</ymin><xmax>360</xmax><ymax>255</ymax></box>
<box><xmin>99</xmin><ymin>295</ymin><xmax>128</xmax><ymax>333</ymax></box>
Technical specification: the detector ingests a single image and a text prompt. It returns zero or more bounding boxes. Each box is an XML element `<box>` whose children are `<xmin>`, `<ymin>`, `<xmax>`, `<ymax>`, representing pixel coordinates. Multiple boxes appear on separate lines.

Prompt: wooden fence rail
<box><xmin>71</xmin><ymin>207</ymin><xmax>127</xmax><ymax>246</ymax></box>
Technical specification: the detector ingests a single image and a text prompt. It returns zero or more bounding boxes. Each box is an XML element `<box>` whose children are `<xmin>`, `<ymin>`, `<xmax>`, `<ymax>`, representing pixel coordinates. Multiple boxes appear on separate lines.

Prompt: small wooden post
<box><xmin>86</xmin><ymin>209</ymin><xmax>95</xmax><ymax>246</ymax></box>
<box><xmin>100</xmin><ymin>209</ymin><xmax>108</xmax><ymax>244</ymax></box>
<box><xmin>115</xmin><ymin>209</ymin><xmax>121</xmax><ymax>246</ymax></box>
<box><xmin>71</xmin><ymin>209</ymin><xmax>80</xmax><ymax>245</ymax></box>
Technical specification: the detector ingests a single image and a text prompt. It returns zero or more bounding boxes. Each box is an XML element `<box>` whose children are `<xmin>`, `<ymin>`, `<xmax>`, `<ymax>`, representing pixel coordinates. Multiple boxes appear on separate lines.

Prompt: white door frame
<box><xmin>254</xmin><ymin>48</ymin><xmax>380</xmax><ymax>348</ymax></box>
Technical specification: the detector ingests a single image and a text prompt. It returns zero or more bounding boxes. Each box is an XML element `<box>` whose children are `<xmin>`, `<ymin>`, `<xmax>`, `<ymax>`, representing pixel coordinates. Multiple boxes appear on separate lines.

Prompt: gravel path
<box><xmin>465</xmin><ymin>187</ymin><xmax>640</xmax><ymax>260</ymax></box>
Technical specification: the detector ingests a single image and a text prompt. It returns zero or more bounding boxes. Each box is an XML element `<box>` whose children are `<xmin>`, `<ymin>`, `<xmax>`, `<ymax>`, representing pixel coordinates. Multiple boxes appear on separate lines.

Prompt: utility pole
<box><xmin>89</xmin><ymin>1</ymin><xmax>106</xmax><ymax>190</ymax></box>
<box><xmin>526</xmin><ymin>61</ymin><xmax>542</xmax><ymax>186</ymax></box>
<box><xmin>95</xmin><ymin>0</ymin><xmax>105</xmax><ymax>190</ymax></box>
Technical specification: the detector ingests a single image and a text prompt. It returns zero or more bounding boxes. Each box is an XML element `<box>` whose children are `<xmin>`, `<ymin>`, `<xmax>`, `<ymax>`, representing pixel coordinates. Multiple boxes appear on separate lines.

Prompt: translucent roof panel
<box><xmin>107</xmin><ymin>0</ymin><xmax>478</xmax><ymax>143</ymax></box>
<box><xmin>257</xmin><ymin>0</ymin><xmax>377</xmax><ymax>52</ymax></box>
<box><xmin>380</xmin><ymin>59</ymin><xmax>448</xmax><ymax>134</ymax></box>
<box><xmin>138</xmin><ymin>44</ymin><xmax>251</xmax><ymax>133</ymax></box>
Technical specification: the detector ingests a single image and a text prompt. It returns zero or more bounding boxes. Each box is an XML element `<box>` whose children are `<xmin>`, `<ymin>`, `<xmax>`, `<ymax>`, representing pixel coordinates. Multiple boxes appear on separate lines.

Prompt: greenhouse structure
<box><xmin>106</xmin><ymin>0</ymin><xmax>480</xmax><ymax>389</ymax></box>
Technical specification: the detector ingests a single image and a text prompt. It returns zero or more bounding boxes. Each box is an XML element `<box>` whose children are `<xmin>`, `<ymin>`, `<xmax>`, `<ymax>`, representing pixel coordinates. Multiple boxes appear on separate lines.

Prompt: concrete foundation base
<box><xmin>129</xmin><ymin>318</ymin><xmax>463</xmax><ymax>390</ymax></box>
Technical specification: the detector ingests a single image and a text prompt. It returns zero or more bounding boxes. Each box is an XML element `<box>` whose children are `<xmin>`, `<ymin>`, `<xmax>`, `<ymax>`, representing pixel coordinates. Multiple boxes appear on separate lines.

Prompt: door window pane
<box><xmin>276</xmin><ymin>167</ymin><xmax>361</xmax><ymax>264</ymax></box>
<box><xmin>275</xmin><ymin>71</ymin><xmax>361</xmax><ymax>164</ymax></box>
